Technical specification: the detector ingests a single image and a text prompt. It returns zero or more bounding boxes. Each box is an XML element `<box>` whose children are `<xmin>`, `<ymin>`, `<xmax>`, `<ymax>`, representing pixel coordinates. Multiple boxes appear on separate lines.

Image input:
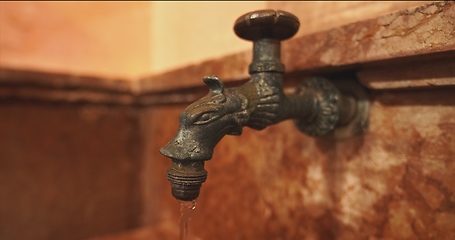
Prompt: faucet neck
<box><xmin>249</xmin><ymin>39</ymin><xmax>285</xmax><ymax>74</ymax></box>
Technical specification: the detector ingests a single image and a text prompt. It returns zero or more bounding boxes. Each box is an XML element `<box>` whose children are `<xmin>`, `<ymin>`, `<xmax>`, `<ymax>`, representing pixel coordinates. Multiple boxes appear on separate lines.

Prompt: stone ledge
<box><xmin>0</xmin><ymin>68</ymin><xmax>134</xmax><ymax>93</ymax></box>
<box><xmin>0</xmin><ymin>68</ymin><xmax>138</xmax><ymax>105</ymax></box>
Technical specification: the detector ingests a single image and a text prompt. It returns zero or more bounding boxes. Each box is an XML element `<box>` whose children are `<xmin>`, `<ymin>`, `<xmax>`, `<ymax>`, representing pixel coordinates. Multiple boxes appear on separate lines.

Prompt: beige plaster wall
<box><xmin>0</xmin><ymin>1</ymin><xmax>265</xmax><ymax>79</ymax></box>
<box><xmin>0</xmin><ymin>2</ymin><xmax>153</xmax><ymax>79</ymax></box>
<box><xmin>0</xmin><ymin>1</ymin><xmax>428</xmax><ymax>78</ymax></box>
<box><xmin>148</xmin><ymin>1</ymin><xmax>266</xmax><ymax>75</ymax></box>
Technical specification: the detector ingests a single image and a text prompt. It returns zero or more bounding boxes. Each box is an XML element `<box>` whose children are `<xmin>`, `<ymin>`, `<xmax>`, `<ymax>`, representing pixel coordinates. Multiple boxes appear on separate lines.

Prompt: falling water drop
<box><xmin>179</xmin><ymin>199</ymin><xmax>197</xmax><ymax>240</ymax></box>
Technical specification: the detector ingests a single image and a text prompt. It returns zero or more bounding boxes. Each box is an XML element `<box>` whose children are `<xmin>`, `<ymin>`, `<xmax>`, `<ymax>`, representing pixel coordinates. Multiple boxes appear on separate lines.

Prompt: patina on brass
<box><xmin>160</xmin><ymin>10</ymin><xmax>369</xmax><ymax>201</ymax></box>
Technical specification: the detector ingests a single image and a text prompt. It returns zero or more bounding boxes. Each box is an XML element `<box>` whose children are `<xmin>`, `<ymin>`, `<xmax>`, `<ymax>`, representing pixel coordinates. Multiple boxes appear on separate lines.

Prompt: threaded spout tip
<box><xmin>166</xmin><ymin>160</ymin><xmax>208</xmax><ymax>201</ymax></box>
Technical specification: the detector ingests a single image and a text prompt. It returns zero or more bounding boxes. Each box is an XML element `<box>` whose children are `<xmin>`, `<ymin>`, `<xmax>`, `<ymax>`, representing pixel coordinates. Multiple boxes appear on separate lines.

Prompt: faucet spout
<box><xmin>160</xmin><ymin>9</ymin><xmax>369</xmax><ymax>201</ymax></box>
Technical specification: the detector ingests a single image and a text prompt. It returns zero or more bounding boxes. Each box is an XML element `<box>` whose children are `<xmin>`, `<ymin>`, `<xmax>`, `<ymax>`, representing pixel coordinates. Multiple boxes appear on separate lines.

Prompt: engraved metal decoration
<box><xmin>294</xmin><ymin>77</ymin><xmax>341</xmax><ymax>137</ymax></box>
<box><xmin>160</xmin><ymin>9</ymin><xmax>369</xmax><ymax>201</ymax></box>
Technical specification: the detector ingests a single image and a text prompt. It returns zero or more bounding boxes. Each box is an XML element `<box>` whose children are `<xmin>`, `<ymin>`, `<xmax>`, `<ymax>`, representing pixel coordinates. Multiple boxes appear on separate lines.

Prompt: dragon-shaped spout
<box><xmin>160</xmin><ymin>71</ymin><xmax>295</xmax><ymax>201</ymax></box>
<box><xmin>160</xmin><ymin>75</ymin><xmax>249</xmax><ymax>161</ymax></box>
<box><xmin>160</xmin><ymin>9</ymin><xmax>368</xmax><ymax>201</ymax></box>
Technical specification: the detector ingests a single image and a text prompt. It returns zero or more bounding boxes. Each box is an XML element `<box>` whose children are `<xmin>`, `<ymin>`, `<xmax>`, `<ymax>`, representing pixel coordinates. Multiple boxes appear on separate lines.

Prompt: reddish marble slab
<box><xmin>136</xmin><ymin>87</ymin><xmax>455</xmax><ymax>240</ymax></box>
<box><xmin>0</xmin><ymin>102</ymin><xmax>146</xmax><ymax>240</ymax></box>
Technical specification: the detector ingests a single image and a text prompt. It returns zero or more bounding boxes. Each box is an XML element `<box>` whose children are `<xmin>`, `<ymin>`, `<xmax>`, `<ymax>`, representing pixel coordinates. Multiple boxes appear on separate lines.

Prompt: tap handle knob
<box><xmin>234</xmin><ymin>9</ymin><xmax>299</xmax><ymax>42</ymax></box>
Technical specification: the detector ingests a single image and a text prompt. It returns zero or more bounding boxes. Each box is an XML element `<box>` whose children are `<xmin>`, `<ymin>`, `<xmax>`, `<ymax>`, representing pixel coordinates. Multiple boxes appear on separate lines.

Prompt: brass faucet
<box><xmin>160</xmin><ymin>10</ymin><xmax>369</xmax><ymax>201</ymax></box>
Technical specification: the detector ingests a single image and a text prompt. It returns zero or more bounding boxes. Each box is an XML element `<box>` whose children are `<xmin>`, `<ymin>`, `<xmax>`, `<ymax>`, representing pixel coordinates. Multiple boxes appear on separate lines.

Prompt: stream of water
<box><xmin>179</xmin><ymin>199</ymin><xmax>197</xmax><ymax>240</ymax></box>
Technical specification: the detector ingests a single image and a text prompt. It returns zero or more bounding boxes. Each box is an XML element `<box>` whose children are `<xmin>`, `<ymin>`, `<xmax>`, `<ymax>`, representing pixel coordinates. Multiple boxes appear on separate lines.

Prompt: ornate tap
<box><xmin>160</xmin><ymin>10</ymin><xmax>369</xmax><ymax>201</ymax></box>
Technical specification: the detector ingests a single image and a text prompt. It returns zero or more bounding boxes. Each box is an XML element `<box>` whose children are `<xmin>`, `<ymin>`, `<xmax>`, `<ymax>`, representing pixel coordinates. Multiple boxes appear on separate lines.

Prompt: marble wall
<box><xmin>0</xmin><ymin>101</ymin><xmax>146</xmax><ymax>240</ymax></box>
<box><xmin>3</xmin><ymin>73</ymin><xmax>452</xmax><ymax>240</ymax></box>
<box><xmin>143</xmin><ymin>87</ymin><xmax>455</xmax><ymax>240</ymax></box>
